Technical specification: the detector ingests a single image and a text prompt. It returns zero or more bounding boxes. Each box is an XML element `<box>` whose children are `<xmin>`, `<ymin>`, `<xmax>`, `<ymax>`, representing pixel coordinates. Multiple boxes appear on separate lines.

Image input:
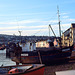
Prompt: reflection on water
<box><xmin>0</xmin><ymin>50</ymin><xmax>16</xmax><ymax>66</ymax></box>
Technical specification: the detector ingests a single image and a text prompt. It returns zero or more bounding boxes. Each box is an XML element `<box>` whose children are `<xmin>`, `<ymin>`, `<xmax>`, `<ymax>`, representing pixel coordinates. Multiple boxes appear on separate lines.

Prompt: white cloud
<box><xmin>0</xmin><ymin>18</ymin><xmax>73</xmax><ymax>36</ymax></box>
<box><xmin>0</xmin><ymin>19</ymin><xmax>58</xmax><ymax>25</ymax></box>
<box><xmin>0</xmin><ymin>25</ymin><xmax>48</xmax><ymax>30</ymax></box>
<box><xmin>68</xmin><ymin>19</ymin><xmax>75</xmax><ymax>21</ymax></box>
<box><xmin>61</xmin><ymin>18</ymin><xmax>75</xmax><ymax>23</ymax></box>
<box><xmin>0</xmin><ymin>23</ymin><xmax>71</xmax><ymax>36</ymax></box>
<box><xmin>62</xmin><ymin>16</ymin><xmax>69</xmax><ymax>19</ymax></box>
<box><xmin>60</xmin><ymin>13</ymin><xmax>68</xmax><ymax>15</ymax></box>
<box><xmin>0</xmin><ymin>20</ymin><xmax>37</xmax><ymax>25</ymax></box>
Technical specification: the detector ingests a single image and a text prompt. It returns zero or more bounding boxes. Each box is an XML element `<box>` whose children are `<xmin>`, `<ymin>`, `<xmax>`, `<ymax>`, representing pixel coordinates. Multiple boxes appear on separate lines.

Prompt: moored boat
<box><xmin>12</xmin><ymin>45</ymin><xmax>73</xmax><ymax>64</ymax></box>
<box><xmin>1</xmin><ymin>7</ymin><xmax>74</xmax><ymax>65</ymax></box>
<box><xmin>0</xmin><ymin>64</ymin><xmax>45</xmax><ymax>75</ymax></box>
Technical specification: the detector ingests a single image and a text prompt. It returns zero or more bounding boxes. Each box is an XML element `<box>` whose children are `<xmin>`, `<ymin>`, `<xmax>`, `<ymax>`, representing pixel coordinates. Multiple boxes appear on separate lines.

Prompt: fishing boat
<box><xmin>12</xmin><ymin>45</ymin><xmax>73</xmax><ymax>64</ymax></box>
<box><xmin>11</xmin><ymin>7</ymin><xmax>73</xmax><ymax>65</ymax></box>
<box><xmin>0</xmin><ymin>64</ymin><xmax>45</xmax><ymax>75</ymax></box>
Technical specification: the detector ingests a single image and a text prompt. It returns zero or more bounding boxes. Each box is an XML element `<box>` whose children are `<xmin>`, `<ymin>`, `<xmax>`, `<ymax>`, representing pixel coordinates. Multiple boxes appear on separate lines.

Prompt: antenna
<box><xmin>16</xmin><ymin>17</ymin><xmax>22</xmax><ymax>36</ymax></box>
<box><xmin>16</xmin><ymin>17</ymin><xmax>22</xmax><ymax>41</ymax></box>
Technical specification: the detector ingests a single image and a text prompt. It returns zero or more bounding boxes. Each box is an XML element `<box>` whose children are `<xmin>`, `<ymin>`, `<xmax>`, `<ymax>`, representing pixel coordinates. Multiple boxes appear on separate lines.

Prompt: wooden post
<box><xmin>38</xmin><ymin>51</ymin><xmax>42</xmax><ymax>64</ymax></box>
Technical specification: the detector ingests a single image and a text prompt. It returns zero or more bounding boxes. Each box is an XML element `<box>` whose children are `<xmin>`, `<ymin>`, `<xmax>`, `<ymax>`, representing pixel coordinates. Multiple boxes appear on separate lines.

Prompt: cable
<box><xmin>31</xmin><ymin>13</ymin><xmax>58</xmax><ymax>36</ymax></box>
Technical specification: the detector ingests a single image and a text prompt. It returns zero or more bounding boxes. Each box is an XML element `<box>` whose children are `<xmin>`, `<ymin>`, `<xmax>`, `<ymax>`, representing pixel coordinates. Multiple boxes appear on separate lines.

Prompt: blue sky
<box><xmin>0</xmin><ymin>0</ymin><xmax>75</xmax><ymax>36</ymax></box>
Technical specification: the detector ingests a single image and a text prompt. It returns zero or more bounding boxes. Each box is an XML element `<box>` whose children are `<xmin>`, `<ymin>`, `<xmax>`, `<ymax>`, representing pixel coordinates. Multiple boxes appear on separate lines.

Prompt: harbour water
<box><xmin>0</xmin><ymin>50</ymin><xmax>16</xmax><ymax>66</ymax></box>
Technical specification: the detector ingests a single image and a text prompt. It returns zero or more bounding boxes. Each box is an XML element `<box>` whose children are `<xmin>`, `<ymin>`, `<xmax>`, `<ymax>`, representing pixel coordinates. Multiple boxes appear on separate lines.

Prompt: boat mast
<box><xmin>57</xmin><ymin>6</ymin><xmax>61</xmax><ymax>46</ymax></box>
<box><xmin>57</xmin><ymin>6</ymin><xmax>61</xmax><ymax>37</ymax></box>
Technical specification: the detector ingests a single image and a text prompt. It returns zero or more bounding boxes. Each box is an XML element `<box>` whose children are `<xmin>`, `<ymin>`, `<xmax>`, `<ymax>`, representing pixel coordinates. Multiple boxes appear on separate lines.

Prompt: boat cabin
<box><xmin>19</xmin><ymin>41</ymin><xmax>36</xmax><ymax>52</ymax></box>
<box><xmin>36</xmin><ymin>39</ymin><xmax>58</xmax><ymax>48</ymax></box>
<box><xmin>18</xmin><ymin>39</ymin><xmax>58</xmax><ymax>52</ymax></box>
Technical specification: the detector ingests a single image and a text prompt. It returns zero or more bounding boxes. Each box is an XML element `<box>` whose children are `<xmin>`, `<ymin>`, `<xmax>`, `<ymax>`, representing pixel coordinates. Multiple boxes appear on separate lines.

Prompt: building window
<box><xmin>43</xmin><ymin>43</ymin><xmax>45</xmax><ymax>46</ymax></box>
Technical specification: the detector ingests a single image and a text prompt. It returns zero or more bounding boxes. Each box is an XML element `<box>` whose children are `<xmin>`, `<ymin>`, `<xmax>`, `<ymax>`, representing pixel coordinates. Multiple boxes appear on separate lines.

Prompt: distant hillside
<box><xmin>0</xmin><ymin>34</ymin><xmax>60</xmax><ymax>44</ymax></box>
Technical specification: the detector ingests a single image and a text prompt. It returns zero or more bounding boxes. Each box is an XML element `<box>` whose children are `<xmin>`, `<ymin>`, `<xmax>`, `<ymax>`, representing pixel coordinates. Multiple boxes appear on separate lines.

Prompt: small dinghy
<box><xmin>0</xmin><ymin>64</ymin><xmax>45</xmax><ymax>75</ymax></box>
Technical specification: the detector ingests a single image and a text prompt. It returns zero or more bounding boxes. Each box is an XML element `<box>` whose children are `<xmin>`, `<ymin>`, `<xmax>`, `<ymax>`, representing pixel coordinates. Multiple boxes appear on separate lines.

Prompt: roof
<box><xmin>71</xmin><ymin>23</ymin><xmax>75</xmax><ymax>28</ymax></box>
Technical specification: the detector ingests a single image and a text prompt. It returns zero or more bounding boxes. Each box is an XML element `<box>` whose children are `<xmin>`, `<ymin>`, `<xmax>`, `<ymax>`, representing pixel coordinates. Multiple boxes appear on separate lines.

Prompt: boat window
<box><xmin>30</xmin><ymin>43</ymin><xmax>32</xmax><ymax>46</ymax></box>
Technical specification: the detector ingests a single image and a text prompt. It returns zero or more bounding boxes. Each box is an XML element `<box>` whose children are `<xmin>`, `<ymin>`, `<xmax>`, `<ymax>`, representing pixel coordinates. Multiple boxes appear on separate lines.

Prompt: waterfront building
<box><xmin>61</xmin><ymin>23</ymin><xmax>75</xmax><ymax>46</ymax></box>
<box><xmin>36</xmin><ymin>38</ymin><xmax>59</xmax><ymax>48</ymax></box>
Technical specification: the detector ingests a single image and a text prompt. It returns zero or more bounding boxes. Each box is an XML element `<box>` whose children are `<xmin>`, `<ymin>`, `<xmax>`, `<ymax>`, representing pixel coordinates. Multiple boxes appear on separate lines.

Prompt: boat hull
<box><xmin>21</xmin><ymin>51</ymin><xmax>71</xmax><ymax>64</ymax></box>
<box><xmin>12</xmin><ymin>47</ymin><xmax>72</xmax><ymax>64</ymax></box>
<box><xmin>18</xmin><ymin>66</ymin><xmax>44</xmax><ymax>75</ymax></box>
<box><xmin>0</xmin><ymin>64</ymin><xmax>45</xmax><ymax>75</ymax></box>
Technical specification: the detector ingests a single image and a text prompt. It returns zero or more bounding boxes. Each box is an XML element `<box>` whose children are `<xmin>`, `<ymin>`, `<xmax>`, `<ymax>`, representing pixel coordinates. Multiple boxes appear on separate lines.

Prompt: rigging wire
<box><xmin>31</xmin><ymin>13</ymin><xmax>58</xmax><ymax>36</ymax></box>
<box><xmin>16</xmin><ymin>17</ymin><xmax>22</xmax><ymax>36</ymax></box>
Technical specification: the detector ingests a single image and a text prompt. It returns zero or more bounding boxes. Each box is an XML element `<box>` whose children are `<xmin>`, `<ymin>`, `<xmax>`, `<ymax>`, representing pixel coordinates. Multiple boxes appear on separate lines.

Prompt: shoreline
<box><xmin>44</xmin><ymin>60</ymin><xmax>75</xmax><ymax>75</ymax></box>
